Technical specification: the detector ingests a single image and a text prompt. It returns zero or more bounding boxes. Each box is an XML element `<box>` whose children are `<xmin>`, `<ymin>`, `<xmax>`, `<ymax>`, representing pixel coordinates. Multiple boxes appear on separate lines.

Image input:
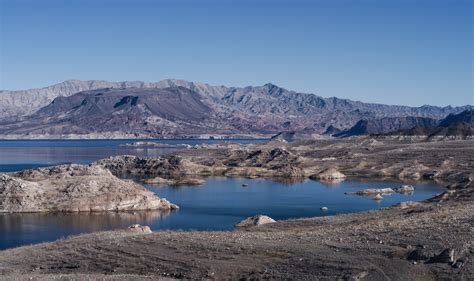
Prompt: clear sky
<box><xmin>0</xmin><ymin>0</ymin><xmax>472</xmax><ymax>106</ymax></box>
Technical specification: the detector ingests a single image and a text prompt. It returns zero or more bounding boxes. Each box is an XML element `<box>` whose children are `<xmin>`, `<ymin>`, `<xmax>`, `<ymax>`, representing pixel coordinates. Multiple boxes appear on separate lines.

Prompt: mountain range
<box><xmin>385</xmin><ymin>110</ymin><xmax>474</xmax><ymax>139</ymax></box>
<box><xmin>0</xmin><ymin>79</ymin><xmax>472</xmax><ymax>138</ymax></box>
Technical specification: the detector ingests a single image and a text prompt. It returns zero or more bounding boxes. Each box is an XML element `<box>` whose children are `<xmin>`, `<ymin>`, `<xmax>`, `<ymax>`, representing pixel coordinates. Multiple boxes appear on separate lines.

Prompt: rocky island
<box><xmin>0</xmin><ymin>164</ymin><xmax>178</xmax><ymax>213</ymax></box>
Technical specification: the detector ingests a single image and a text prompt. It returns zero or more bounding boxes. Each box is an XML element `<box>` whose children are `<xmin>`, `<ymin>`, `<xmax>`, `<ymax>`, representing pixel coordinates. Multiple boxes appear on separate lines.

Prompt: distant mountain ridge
<box><xmin>333</xmin><ymin>117</ymin><xmax>439</xmax><ymax>138</ymax></box>
<box><xmin>0</xmin><ymin>79</ymin><xmax>223</xmax><ymax>120</ymax></box>
<box><xmin>387</xmin><ymin>110</ymin><xmax>474</xmax><ymax>139</ymax></box>
<box><xmin>0</xmin><ymin>79</ymin><xmax>472</xmax><ymax>138</ymax></box>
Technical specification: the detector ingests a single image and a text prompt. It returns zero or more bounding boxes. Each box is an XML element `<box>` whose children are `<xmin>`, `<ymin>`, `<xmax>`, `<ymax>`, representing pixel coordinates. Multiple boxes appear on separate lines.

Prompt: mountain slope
<box><xmin>0</xmin><ymin>79</ymin><xmax>472</xmax><ymax>137</ymax></box>
<box><xmin>438</xmin><ymin>109</ymin><xmax>473</xmax><ymax>127</ymax></box>
<box><xmin>388</xmin><ymin>110</ymin><xmax>474</xmax><ymax>139</ymax></box>
<box><xmin>1</xmin><ymin>87</ymin><xmax>220</xmax><ymax>136</ymax></box>
<box><xmin>334</xmin><ymin>117</ymin><xmax>439</xmax><ymax>138</ymax></box>
<box><xmin>0</xmin><ymin>79</ymin><xmax>224</xmax><ymax>120</ymax></box>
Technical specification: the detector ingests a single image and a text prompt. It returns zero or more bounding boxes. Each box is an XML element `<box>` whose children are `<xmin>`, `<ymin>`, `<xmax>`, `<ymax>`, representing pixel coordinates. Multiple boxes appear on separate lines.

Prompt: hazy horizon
<box><xmin>1</xmin><ymin>0</ymin><xmax>472</xmax><ymax>106</ymax></box>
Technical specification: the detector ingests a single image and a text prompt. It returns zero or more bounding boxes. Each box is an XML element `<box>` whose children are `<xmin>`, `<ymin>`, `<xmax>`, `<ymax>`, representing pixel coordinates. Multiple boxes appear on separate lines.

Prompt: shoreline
<box><xmin>0</xmin><ymin>182</ymin><xmax>471</xmax><ymax>280</ymax></box>
<box><xmin>0</xmin><ymin>137</ymin><xmax>472</xmax><ymax>279</ymax></box>
<box><xmin>0</xmin><ymin>135</ymin><xmax>272</xmax><ymax>141</ymax></box>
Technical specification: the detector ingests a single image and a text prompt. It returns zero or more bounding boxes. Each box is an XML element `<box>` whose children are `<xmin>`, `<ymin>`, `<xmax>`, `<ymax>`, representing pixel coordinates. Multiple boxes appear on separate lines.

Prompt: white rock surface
<box><xmin>311</xmin><ymin>168</ymin><xmax>346</xmax><ymax>180</ymax></box>
<box><xmin>0</xmin><ymin>164</ymin><xmax>179</xmax><ymax>213</ymax></box>
<box><xmin>235</xmin><ymin>215</ymin><xmax>276</xmax><ymax>228</ymax></box>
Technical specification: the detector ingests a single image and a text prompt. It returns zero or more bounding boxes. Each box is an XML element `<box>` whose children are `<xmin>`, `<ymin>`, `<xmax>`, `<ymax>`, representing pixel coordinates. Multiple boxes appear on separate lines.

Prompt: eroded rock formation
<box><xmin>0</xmin><ymin>164</ymin><xmax>178</xmax><ymax>213</ymax></box>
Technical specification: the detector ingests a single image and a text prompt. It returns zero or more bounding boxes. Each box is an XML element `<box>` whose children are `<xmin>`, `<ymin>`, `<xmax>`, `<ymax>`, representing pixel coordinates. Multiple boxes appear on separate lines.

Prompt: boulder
<box><xmin>128</xmin><ymin>224</ymin><xmax>152</xmax><ymax>234</ymax></box>
<box><xmin>372</xmin><ymin>194</ymin><xmax>383</xmax><ymax>200</ymax></box>
<box><xmin>345</xmin><ymin>188</ymin><xmax>395</xmax><ymax>195</ymax></box>
<box><xmin>346</xmin><ymin>186</ymin><xmax>415</xmax><ymax>196</ymax></box>
<box><xmin>394</xmin><ymin>185</ymin><xmax>415</xmax><ymax>193</ymax></box>
<box><xmin>235</xmin><ymin>215</ymin><xmax>276</xmax><ymax>228</ymax></box>
<box><xmin>429</xmin><ymin>249</ymin><xmax>455</xmax><ymax>264</ymax></box>
<box><xmin>407</xmin><ymin>248</ymin><xmax>436</xmax><ymax>261</ymax></box>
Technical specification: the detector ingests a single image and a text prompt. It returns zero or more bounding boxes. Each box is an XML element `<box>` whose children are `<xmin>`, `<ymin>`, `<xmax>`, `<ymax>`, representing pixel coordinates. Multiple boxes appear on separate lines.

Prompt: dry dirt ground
<box><xmin>0</xmin><ymin>138</ymin><xmax>473</xmax><ymax>280</ymax></box>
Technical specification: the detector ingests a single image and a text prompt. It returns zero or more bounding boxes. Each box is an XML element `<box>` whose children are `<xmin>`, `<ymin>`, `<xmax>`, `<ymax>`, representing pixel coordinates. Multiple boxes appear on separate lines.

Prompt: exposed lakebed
<box><xmin>0</xmin><ymin>177</ymin><xmax>444</xmax><ymax>250</ymax></box>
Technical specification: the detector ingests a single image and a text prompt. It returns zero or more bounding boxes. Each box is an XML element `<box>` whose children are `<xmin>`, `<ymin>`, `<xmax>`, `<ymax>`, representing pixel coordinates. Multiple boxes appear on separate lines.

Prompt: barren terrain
<box><xmin>0</xmin><ymin>138</ymin><xmax>473</xmax><ymax>280</ymax></box>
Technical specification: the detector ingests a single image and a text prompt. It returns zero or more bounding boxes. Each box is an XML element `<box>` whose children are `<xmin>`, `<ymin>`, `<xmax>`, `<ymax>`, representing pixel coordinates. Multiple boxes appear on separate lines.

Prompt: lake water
<box><xmin>0</xmin><ymin>178</ymin><xmax>444</xmax><ymax>250</ymax></box>
<box><xmin>0</xmin><ymin>140</ymin><xmax>445</xmax><ymax>250</ymax></box>
<box><xmin>0</xmin><ymin>139</ymin><xmax>266</xmax><ymax>172</ymax></box>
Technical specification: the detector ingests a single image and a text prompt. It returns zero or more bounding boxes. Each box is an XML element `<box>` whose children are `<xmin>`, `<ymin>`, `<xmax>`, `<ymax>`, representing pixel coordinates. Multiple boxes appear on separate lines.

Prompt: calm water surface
<box><xmin>0</xmin><ymin>140</ymin><xmax>444</xmax><ymax>250</ymax></box>
<box><xmin>0</xmin><ymin>177</ymin><xmax>444</xmax><ymax>250</ymax></box>
<box><xmin>0</xmin><ymin>139</ymin><xmax>265</xmax><ymax>172</ymax></box>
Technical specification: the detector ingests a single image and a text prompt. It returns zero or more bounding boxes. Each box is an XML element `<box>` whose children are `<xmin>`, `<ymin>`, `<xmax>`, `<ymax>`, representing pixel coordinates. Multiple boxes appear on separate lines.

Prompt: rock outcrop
<box><xmin>372</xmin><ymin>194</ymin><xmax>384</xmax><ymax>200</ymax></box>
<box><xmin>128</xmin><ymin>224</ymin><xmax>152</xmax><ymax>234</ymax></box>
<box><xmin>98</xmin><ymin>148</ymin><xmax>306</xmax><ymax>179</ymax></box>
<box><xmin>235</xmin><ymin>215</ymin><xmax>276</xmax><ymax>228</ymax></box>
<box><xmin>0</xmin><ymin>164</ymin><xmax>178</xmax><ymax>213</ymax></box>
<box><xmin>96</xmin><ymin>155</ymin><xmax>209</xmax><ymax>177</ymax></box>
<box><xmin>345</xmin><ymin>185</ymin><xmax>414</xmax><ymax>196</ymax></box>
<box><xmin>144</xmin><ymin>177</ymin><xmax>205</xmax><ymax>186</ymax></box>
<box><xmin>394</xmin><ymin>185</ymin><xmax>415</xmax><ymax>193</ymax></box>
<box><xmin>310</xmin><ymin>168</ymin><xmax>346</xmax><ymax>180</ymax></box>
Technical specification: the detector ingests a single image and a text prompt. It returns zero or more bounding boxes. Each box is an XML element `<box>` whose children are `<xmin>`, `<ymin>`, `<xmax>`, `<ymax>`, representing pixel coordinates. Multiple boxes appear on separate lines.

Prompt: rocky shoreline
<box><xmin>96</xmin><ymin>137</ymin><xmax>473</xmax><ymax>185</ymax></box>
<box><xmin>0</xmin><ymin>183</ymin><xmax>472</xmax><ymax>280</ymax></box>
<box><xmin>0</xmin><ymin>138</ymin><xmax>472</xmax><ymax>279</ymax></box>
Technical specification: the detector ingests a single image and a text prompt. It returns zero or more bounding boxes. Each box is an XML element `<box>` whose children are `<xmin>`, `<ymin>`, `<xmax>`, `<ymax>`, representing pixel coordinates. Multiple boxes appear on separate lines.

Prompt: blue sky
<box><xmin>1</xmin><ymin>0</ymin><xmax>472</xmax><ymax>106</ymax></box>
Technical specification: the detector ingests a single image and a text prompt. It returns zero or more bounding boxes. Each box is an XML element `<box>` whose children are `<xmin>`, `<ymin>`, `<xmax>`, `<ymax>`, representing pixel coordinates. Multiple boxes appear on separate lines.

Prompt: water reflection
<box><xmin>271</xmin><ymin>177</ymin><xmax>308</xmax><ymax>185</ymax></box>
<box><xmin>0</xmin><ymin>210</ymin><xmax>171</xmax><ymax>232</ymax></box>
<box><xmin>316</xmin><ymin>178</ymin><xmax>346</xmax><ymax>187</ymax></box>
<box><xmin>0</xmin><ymin>146</ymin><xmax>175</xmax><ymax>165</ymax></box>
<box><xmin>0</xmin><ymin>139</ymin><xmax>267</xmax><ymax>169</ymax></box>
<box><xmin>0</xmin><ymin>210</ymin><xmax>173</xmax><ymax>250</ymax></box>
